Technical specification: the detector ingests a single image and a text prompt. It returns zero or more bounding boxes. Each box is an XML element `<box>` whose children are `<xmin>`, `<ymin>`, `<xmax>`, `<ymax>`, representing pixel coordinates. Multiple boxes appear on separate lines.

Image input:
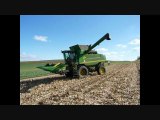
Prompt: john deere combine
<box><xmin>38</xmin><ymin>33</ymin><xmax>111</xmax><ymax>78</ymax></box>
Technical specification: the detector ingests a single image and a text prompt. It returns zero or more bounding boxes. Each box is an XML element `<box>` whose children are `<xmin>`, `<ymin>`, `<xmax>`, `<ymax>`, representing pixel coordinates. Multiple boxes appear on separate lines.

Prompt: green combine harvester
<box><xmin>38</xmin><ymin>33</ymin><xmax>111</xmax><ymax>78</ymax></box>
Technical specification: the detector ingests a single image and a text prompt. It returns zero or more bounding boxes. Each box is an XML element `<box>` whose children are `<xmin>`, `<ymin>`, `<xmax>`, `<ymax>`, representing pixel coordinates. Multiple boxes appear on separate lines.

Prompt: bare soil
<box><xmin>20</xmin><ymin>61</ymin><xmax>140</xmax><ymax>105</ymax></box>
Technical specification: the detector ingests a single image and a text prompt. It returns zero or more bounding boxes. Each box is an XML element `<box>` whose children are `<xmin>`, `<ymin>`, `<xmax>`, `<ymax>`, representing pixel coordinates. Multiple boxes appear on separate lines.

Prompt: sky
<box><xmin>20</xmin><ymin>15</ymin><xmax>140</xmax><ymax>61</ymax></box>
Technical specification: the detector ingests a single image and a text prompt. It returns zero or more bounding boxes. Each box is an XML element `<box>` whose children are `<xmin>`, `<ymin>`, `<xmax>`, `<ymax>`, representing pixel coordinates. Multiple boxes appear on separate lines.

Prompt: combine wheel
<box><xmin>78</xmin><ymin>66</ymin><xmax>89</xmax><ymax>78</ymax></box>
<box><xmin>97</xmin><ymin>66</ymin><xmax>106</xmax><ymax>75</ymax></box>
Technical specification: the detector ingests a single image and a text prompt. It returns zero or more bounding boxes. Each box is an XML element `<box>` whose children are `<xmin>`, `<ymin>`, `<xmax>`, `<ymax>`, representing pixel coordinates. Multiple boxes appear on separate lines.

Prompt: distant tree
<box><xmin>137</xmin><ymin>56</ymin><xmax>140</xmax><ymax>60</ymax></box>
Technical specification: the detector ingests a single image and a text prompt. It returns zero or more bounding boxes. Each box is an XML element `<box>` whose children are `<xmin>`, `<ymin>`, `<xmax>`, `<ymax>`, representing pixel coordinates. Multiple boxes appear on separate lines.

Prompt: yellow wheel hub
<box><xmin>80</xmin><ymin>69</ymin><xmax>87</xmax><ymax>75</ymax></box>
<box><xmin>99</xmin><ymin>67</ymin><xmax>105</xmax><ymax>74</ymax></box>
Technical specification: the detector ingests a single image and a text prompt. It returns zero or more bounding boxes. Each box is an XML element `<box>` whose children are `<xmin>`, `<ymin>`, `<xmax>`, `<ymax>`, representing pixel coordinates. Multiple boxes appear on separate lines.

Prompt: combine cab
<box><xmin>38</xmin><ymin>33</ymin><xmax>111</xmax><ymax>78</ymax></box>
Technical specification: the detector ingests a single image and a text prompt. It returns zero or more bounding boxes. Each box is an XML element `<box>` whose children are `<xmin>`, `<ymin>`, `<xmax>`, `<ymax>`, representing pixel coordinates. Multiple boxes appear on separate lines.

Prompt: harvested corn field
<box><xmin>20</xmin><ymin>61</ymin><xmax>140</xmax><ymax>105</ymax></box>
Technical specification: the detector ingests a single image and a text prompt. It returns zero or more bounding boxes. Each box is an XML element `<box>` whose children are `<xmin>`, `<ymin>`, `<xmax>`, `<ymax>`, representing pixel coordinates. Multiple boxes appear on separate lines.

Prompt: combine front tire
<box><xmin>78</xmin><ymin>66</ymin><xmax>88</xmax><ymax>78</ymax></box>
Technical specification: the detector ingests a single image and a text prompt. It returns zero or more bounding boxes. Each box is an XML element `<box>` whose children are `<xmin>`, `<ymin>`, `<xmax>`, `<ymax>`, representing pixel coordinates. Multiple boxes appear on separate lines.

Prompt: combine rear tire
<box><xmin>97</xmin><ymin>66</ymin><xmax>106</xmax><ymax>75</ymax></box>
<box><xmin>78</xmin><ymin>66</ymin><xmax>88</xmax><ymax>78</ymax></box>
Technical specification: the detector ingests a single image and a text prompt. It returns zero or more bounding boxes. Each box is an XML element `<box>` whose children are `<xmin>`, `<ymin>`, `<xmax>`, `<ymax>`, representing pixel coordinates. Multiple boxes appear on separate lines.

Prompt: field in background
<box><xmin>20</xmin><ymin>60</ymin><xmax>130</xmax><ymax>80</ymax></box>
<box><xmin>20</xmin><ymin>60</ymin><xmax>64</xmax><ymax>80</ymax></box>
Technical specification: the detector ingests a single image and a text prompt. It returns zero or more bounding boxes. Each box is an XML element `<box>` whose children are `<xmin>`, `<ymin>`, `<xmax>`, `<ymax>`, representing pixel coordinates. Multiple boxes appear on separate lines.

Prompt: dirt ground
<box><xmin>20</xmin><ymin>61</ymin><xmax>140</xmax><ymax>105</ymax></box>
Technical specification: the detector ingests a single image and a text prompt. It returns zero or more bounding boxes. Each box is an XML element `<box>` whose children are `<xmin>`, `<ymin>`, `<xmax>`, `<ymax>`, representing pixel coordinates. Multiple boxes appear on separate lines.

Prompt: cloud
<box><xmin>96</xmin><ymin>48</ymin><xmax>108</xmax><ymax>53</ymax></box>
<box><xmin>129</xmin><ymin>38</ymin><xmax>140</xmax><ymax>45</ymax></box>
<box><xmin>116</xmin><ymin>44</ymin><xmax>127</xmax><ymax>48</ymax></box>
<box><xmin>96</xmin><ymin>48</ymin><xmax>137</xmax><ymax>61</ymax></box>
<box><xmin>96</xmin><ymin>48</ymin><xmax>119</xmax><ymax>60</ymax></box>
<box><xmin>133</xmin><ymin>47</ymin><xmax>140</xmax><ymax>51</ymax></box>
<box><xmin>34</xmin><ymin>35</ymin><xmax>48</xmax><ymax>42</ymax></box>
<box><xmin>20</xmin><ymin>52</ymin><xmax>39</xmax><ymax>61</ymax></box>
<box><xmin>121</xmin><ymin>51</ymin><xmax>126</xmax><ymax>54</ymax></box>
<box><xmin>107</xmin><ymin>51</ymin><xmax>117</xmax><ymax>55</ymax></box>
<box><xmin>96</xmin><ymin>48</ymin><xmax>122</xmax><ymax>61</ymax></box>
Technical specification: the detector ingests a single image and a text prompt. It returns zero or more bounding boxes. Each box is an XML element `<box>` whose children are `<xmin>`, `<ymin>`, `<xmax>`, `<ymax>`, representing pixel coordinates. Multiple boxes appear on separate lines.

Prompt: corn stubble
<box><xmin>20</xmin><ymin>61</ymin><xmax>140</xmax><ymax>105</ymax></box>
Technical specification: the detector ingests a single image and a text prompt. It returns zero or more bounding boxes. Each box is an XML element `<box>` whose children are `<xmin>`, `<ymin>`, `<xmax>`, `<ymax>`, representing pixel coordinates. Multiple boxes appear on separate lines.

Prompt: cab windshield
<box><xmin>62</xmin><ymin>51</ymin><xmax>75</xmax><ymax>62</ymax></box>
